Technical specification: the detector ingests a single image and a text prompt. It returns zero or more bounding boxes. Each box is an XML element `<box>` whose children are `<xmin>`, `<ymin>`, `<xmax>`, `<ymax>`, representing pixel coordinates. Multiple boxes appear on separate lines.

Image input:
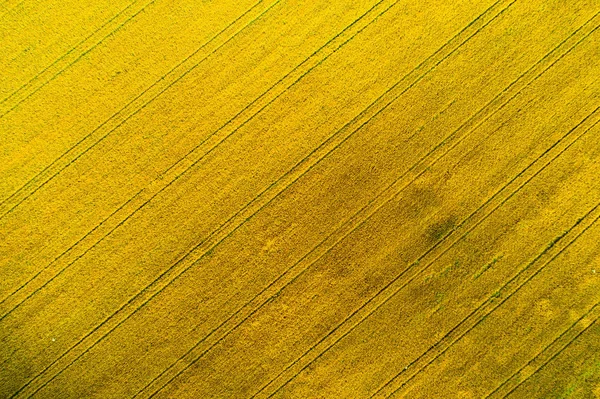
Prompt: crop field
<box><xmin>1</xmin><ymin>0</ymin><xmax>600</xmax><ymax>397</ymax></box>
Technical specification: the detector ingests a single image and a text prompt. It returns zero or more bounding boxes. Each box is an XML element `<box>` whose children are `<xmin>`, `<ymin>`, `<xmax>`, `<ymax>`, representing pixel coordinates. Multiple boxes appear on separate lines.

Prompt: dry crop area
<box><xmin>1</xmin><ymin>0</ymin><xmax>600</xmax><ymax>397</ymax></box>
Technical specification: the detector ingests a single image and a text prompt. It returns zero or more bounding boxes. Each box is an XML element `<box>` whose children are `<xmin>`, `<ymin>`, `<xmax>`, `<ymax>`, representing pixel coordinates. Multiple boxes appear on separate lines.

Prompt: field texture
<box><xmin>1</xmin><ymin>0</ymin><xmax>600</xmax><ymax>397</ymax></box>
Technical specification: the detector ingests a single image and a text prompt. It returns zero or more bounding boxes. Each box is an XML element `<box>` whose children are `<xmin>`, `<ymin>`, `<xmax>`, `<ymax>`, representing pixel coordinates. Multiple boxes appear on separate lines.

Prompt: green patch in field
<box><xmin>555</xmin><ymin>360</ymin><xmax>600</xmax><ymax>399</ymax></box>
<box><xmin>473</xmin><ymin>254</ymin><xmax>504</xmax><ymax>279</ymax></box>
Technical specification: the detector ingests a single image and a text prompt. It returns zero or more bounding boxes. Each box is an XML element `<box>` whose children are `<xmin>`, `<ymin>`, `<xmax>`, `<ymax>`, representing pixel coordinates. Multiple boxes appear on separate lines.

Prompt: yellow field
<box><xmin>1</xmin><ymin>0</ymin><xmax>599</xmax><ymax>397</ymax></box>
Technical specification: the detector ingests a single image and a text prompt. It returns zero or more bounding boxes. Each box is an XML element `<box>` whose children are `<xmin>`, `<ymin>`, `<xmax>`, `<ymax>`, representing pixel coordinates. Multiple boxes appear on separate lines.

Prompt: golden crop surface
<box><xmin>1</xmin><ymin>0</ymin><xmax>599</xmax><ymax>397</ymax></box>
